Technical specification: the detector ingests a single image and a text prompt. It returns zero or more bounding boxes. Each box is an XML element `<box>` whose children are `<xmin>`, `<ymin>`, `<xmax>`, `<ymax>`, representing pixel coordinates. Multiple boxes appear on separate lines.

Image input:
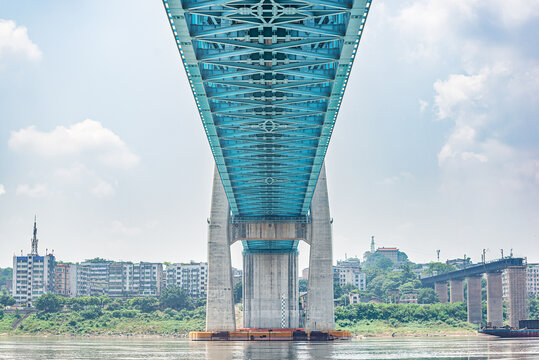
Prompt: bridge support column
<box><xmin>449</xmin><ymin>279</ymin><xmax>464</xmax><ymax>303</ymax></box>
<box><xmin>507</xmin><ymin>266</ymin><xmax>527</xmax><ymax>328</ymax></box>
<box><xmin>466</xmin><ymin>276</ymin><xmax>482</xmax><ymax>324</ymax></box>
<box><xmin>486</xmin><ymin>272</ymin><xmax>503</xmax><ymax>327</ymax></box>
<box><xmin>243</xmin><ymin>251</ymin><xmax>299</xmax><ymax>329</ymax></box>
<box><xmin>306</xmin><ymin>164</ymin><xmax>335</xmax><ymax>331</ymax></box>
<box><xmin>206</xmin><ymin>166</ymin><xmax>235</xmax><ymax>331</ymax></box>
<box><xmin>434</xmin><ymin>282</ymin><xmax>448</xmax><ymax>303</ymax></box>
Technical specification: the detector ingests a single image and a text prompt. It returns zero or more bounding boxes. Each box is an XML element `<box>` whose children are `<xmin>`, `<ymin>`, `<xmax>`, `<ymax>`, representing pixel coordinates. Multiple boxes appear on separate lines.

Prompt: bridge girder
<box><xmin>163</xmin><ymin>0</ymin><xmax>371</xmax><ymax>242</ymax></box>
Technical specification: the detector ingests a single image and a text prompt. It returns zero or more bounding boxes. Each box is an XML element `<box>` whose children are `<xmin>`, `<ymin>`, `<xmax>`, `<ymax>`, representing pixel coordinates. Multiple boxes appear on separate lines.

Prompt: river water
<box><xmin>0</xmin><ymin>336</ymin><xmax>538</xmax><ymax>359</ymax></box>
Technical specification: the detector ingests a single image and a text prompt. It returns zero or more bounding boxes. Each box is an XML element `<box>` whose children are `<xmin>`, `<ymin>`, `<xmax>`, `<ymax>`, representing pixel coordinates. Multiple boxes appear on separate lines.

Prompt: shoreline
<box><xmin>0</xmin><ymin>331</ymin><xmax>480</xmax><ymax>340</ymax></box>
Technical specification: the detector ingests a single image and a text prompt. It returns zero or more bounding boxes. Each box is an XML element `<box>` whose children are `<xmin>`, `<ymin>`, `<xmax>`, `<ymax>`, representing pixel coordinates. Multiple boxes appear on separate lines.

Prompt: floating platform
<box><xmin>189</xmin><ymin>329</ymin><xmax>351</xmax><ymax>341</ymax></box>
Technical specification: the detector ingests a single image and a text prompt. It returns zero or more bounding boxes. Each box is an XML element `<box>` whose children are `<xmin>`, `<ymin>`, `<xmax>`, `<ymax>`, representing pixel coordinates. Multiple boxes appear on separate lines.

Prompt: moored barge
<box><xmin>479</xmin><ymin>320</ymin><xmax>539</xmax><ymax>338</ymax></box>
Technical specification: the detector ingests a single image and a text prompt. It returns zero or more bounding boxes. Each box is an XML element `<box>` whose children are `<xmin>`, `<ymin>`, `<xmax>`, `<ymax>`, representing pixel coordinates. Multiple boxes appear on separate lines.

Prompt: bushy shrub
<box><xmin>80</xmin><ymin>305</ymin><xmax>102</xmax><ymax>320</ymax></box>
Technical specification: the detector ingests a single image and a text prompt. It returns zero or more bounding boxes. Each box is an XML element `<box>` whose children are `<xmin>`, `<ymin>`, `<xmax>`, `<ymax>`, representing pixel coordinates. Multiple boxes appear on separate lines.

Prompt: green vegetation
<box><xmin>335</xmin><ymin>302</ymin><xmax>476</xmax><ymax>336</ymax></box>
<box><xmin>0</xmin><ymin>291</ymin><xmax>205</xmax><ymax>336</ymax></box>
<box><xmin>0</xmin><ymin>291</ymin><xmax>15</xmax><ymax>307</ymax></box>
<box><xmin>529</xmin><ymin>295</ymin><xmax>539</xmax><ymax>319</ymax></box>
<box><xmin>0</xmin><ymin>268</ymin><xmax>12</xmax><ymax>291</ymax></box>
<box><xmin>233</xmin><ymin>281</ymin><xmax>242</xmax><ymax>304</ymax></box>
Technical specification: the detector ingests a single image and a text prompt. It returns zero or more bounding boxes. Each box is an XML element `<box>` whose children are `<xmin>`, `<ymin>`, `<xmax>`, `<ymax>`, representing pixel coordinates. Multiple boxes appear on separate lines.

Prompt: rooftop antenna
<box><xmin>31</xmin><ymin>215</ymin><xmax>38</xmax><ymax>256</ymax></box>
<box><xmin>500</xmin><ymin>249</ymin><xmax>504</xmax><ymax>259</ymax></box>
<box><xmin>510</xmin><ymin>248</ymin><xmax>513</xmax><ymax>257</ymax></box>
<box><xmin>370</xmin><ymin>236</ymin><xmax>375</xmax><ymax>253</ymax></box>
<box><xmin>436</xmin><ymin>250</ymin><xmax>440</xmax><ymax>262</ymax></box>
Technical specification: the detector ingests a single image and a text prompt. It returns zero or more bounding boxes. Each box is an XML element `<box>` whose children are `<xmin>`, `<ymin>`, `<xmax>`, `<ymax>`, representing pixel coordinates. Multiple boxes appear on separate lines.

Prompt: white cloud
<box><xmin>91</xmin><ymin>179</ymin><xmax>116</xmax><ymax>198</ymax></box>
<box><xmin>110</xmin><ymin>220</ymin><xmax>141</xmax><ymax>236</ymax></box>
<box><xmin>16</xmin><ymin>184</ymin><xmax>48</xmax><ymax>197</ymax></box>
<box><xmin>419</xmin><ymin>99</ymin><xmax>428</xmax><ymax>114</ymax></box>
<box><xmin>9</xmin><ymin>119</ymin><xmax>139</xmax><ymax>169</ymax></box>
<box><xmin>0</xmin><ymin>19</ymin><xmax>41</xmax><ymax>64</ymax></box>
<box><xmin>382</xmin><ymin>171</ymin><xmax>414</xmax><ymax>185</ymax></box>
<box><xmin>53</xmin><ymin>163</ymin><xmax>118</xmax><ymax>198</ymax></box>
<box><xmin>394</xmin><ymin>0</ymin><xmax>539</xmax><ymax>60</ymax></box>
<box><xmin>0</xmin><ymin>184</ymin><xmax>5</xmax><ymax>196</ymax></box>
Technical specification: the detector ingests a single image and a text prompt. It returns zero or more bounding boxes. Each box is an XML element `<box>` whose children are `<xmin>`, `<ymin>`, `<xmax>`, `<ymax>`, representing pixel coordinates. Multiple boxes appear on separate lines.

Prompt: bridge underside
<box><xmin>162</xmin><ymin>0</ymin><xmax>372</xmax><ymax>332</ymax></box>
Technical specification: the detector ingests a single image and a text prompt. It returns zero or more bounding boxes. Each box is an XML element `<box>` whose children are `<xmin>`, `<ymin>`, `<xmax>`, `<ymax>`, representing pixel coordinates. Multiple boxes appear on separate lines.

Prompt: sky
<box><xmin>1</xmin><ymin>0</ymin><xmax>538</xmax><ymax>270</ymax></box>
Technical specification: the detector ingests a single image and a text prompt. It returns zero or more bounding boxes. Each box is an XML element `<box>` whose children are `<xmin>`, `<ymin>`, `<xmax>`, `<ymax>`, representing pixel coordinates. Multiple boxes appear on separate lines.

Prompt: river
<box><xmin>0</xmin><ymin>336</ymin><xmax>538</xmax><ymax>359</ymax></box>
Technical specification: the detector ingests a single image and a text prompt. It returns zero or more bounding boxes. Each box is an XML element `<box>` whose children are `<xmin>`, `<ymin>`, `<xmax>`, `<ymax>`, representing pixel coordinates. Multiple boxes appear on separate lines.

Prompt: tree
<box><xmin>418</xmin><ymin>288</ymin><xmax>439</xmax><ymax>304</ymax></box>
<box><xmin>363</xmin><ymin>253</ymin><xmax>394</xmax><ymax>270</ymax></box>
<box><xmin>0</xmin><ymin>291</ymin><xmax>15</xmax><ymax>307</ymax></box>
<box><xmin>333</xmin><ymin>282</ymin><xmax>343</xmax><ymax>299</ymax></box>
<box><xmin>130</xmin><ymin>297</ymin><xmax>158</xmax><ymax>313</ymax></box>
<box><xmin>424</xmin><ymin>262</ymin><xmax>456</xmax><ymax>275</ymax></box>
<box><xmin>234</xmin><ymin>281</ymin><xmax>242</xmax><ymax>304</ymax></box>
<box><xmin>299</xmin><ymin>279</ymin><xmax>308</xmax><ymax>293</ymax></box>
<box><xmin>159</xmin><ymin>286</ymin><xmax>193</xmax><ymax>310</ymax></box>
<box><xmin>34</xmin><ymin>293</ymin><xmax>62</xmax><ymax>313</ymax></box>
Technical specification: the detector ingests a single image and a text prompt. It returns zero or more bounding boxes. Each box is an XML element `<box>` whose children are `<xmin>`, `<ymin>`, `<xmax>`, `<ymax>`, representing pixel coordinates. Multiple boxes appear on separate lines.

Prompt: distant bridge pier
<box><xmin>449</xmin><ymin>279</ymin><xmax>464</xmax><ymax>303</ymax></box>
<box><xmin>507</xmin><ymin>265</ymin><xmax>527</xmax><ymax>328</ymax></box>
<box><xmin>434</xmin><ymin>282</ymin><xmax>448</xmax><ymax>303</ymax></box>
<box><xmin>466</xmin><ymin>276</ymin><xmax>483</xmax><ymax>324</ymax></box>
<box><xmin>486</xmin><ymin>272</ymin><xmax>503</xmax><ymax>327</ymax></box>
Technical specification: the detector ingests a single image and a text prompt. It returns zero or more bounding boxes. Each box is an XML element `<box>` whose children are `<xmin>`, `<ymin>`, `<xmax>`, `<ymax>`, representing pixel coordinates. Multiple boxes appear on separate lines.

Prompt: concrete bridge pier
<box><xmin>206</xmin><ymin>166</ymin><xmax>236</xmax><ymax>331</ymax></box>
<box><xmin>507</xmin><ymin>265</ymin><xmax>527</xmax><ymax>328</ymax></box>
<box><xmin>449</xmin><ymin>279</ymin><xmax>464</xmax><ymax>303</ymax></box>
<box><xmin>243</xmin><ymin>251</ymin><xmax>299</xmax><ymax>328</ymax></box>
<box><xmin>486</xmin><ymin>271</ymin><xmax>503</xmax><ymax>327</ymax></box>
<box><xmin>466</xmin><ymin>276</ymin><xmax>482</xmax><ymax>324</ymax></box>
<box><xmin>434</xmin><ymin>282</ymin><xmax>448</xmax><ymax>303</ymax></box>
<box><xmin>305</xmin><ymin>164</ymin><xmax>335</xmax><ymax>331</ymax></box>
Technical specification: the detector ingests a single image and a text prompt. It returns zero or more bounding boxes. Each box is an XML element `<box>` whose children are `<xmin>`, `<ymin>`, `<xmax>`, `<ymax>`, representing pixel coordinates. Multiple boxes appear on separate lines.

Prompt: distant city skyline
<box><xmin>1</xmin><ymin>1</ymin><xmax>538</xmax><ymax>269</ymax></box>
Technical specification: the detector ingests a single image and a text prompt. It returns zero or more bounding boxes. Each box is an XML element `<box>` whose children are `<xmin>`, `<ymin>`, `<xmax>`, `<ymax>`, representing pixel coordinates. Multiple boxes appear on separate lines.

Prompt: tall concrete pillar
<box><xmin>206</xmin><ymin>166</ymin><xmax>235</xmax><ymax>331</ymax></box>
<box><xmin>486</xmin><ymin>272</ymin><xmax>503</xmax><ymax>327</ymax></box>
<box><xmin>305</xmin><ymin>164</ymin><xmax>335</xmax><ymax>331</ymax></box>
<box><xmin>243</xmin><ymin>251</ymin><xmax>299</xmax><ymax>329</ymax></box>
<box><xmin>466</xmin><ymin>276</ymin><xmax>482</xmax><ymax>324</ymax></box>
<box><xmin>449</xmin><ymin>279</ymin><xmax>464</xmax><ymax>303</ymax></box>
<box><xmin>507</xmin><ymin>266</ymin><xmax>527</xmax><ymax>328</ymax></box>
<box><xmin>435</xmin><ymin>282</ymin><xmax>448</xmax><ymax>303</ymax></box>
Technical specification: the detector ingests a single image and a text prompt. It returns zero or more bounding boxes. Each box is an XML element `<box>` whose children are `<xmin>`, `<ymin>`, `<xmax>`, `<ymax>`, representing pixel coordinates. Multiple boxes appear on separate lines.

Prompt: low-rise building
<box><xmin>376</xmin><ymin>248</ymin><xmax>399</xmax><ymax>263</ymax></box>
<box><xmin>334</xmin><ymin>257</ymin><xmax>366</xmax><ymax>291</ymax></box>
<box><xmin>77</xmin><ymin>261</ymin><xmax>163</xmax><ymax>298</ymax></box>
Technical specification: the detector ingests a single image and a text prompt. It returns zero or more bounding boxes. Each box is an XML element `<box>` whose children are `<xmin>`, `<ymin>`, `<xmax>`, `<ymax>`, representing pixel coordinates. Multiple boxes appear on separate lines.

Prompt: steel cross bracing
<box><xmin>163</xmin><ymin>0</ymin><xmax>371</xmax><ymax>226</ymax></box>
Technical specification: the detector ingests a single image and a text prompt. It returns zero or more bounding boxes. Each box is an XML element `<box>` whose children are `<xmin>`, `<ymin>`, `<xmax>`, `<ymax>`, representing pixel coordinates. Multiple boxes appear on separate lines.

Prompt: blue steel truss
<box><xmin>163</xmin><ymin>0</ymin><xmax>371</xmax><ymax>222</ymax></box>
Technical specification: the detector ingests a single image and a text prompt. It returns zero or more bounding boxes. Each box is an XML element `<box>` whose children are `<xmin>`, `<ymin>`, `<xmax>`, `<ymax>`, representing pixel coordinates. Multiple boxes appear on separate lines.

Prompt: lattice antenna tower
<box><xmin>31</xmin><ymin>215</ymin><xmax>38</xmax><ymax>256</ymax></box>
<box><xmin>370</xmin><ymin>236</ymin><xmax>375</xmax><ymax>253</ymax></box>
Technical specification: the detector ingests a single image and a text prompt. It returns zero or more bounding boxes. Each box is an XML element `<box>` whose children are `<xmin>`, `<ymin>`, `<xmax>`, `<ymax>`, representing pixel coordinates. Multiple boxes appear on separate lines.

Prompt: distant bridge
<box><xmin>420</xmin><ymin>258</ymin><xmax>525</xmax><ymax>286</ymax></box>
<box><xmin>421</xmin><ymin>258</ymin><xmax>528</xmax><ymax>328</ymax></box>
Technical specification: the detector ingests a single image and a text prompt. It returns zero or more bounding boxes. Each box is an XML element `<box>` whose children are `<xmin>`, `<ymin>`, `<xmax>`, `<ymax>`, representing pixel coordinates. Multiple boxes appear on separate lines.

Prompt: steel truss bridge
<box><xmin>163</xmin><ymin>0</ymin><xmax>371</xmax><ymax>251</ymax></box>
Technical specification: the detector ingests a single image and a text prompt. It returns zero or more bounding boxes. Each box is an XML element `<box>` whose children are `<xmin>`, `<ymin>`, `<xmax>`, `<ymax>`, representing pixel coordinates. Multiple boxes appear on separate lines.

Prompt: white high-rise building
<box><xmin>12</xmin><ymin>218</ymin><xmax>55</xmax><ymax>305</ymax></box>
<box><xmin>166</xmin><ymin>261</ymin><xmax>207</xmax><ymax>298</ymax></box>
<box><xmin>526</xmin><ymin>264</ymin><xmax>539</xmax><ymax>296</ymax></box>
<box><xmin>502</xmin><ymin>263</ymin><xmax>539</xmax><ymax>299</ymax></box>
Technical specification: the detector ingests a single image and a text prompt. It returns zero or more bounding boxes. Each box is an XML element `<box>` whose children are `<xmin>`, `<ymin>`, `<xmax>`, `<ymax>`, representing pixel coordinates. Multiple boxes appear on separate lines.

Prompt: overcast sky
<box><xmin>1</xmin><ymin>0</ymin><xmax>538</xmax><ymax>270</ymax></box>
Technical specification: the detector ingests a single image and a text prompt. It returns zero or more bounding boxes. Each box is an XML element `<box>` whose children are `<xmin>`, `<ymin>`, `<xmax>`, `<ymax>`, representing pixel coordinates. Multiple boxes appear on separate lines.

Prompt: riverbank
<box><xmin>0</xmin><ymin>313</ymin><xmax>477</xmax><ymax>338</ymax></box>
